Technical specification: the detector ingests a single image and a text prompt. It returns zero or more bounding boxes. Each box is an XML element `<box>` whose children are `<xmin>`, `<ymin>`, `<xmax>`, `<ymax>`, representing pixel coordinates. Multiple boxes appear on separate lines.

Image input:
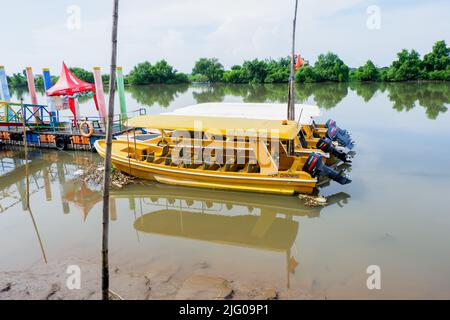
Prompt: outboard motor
<box><xmin>326</xmin><ymin>121</ymin><xmax>354</xmax><ymax>150</ymax></box>
<box><xmin>316</xmin><ymin>137</ymin><xmax>351</xmax><ymax>163</ymax></box>
<box><xmin>303</xmin><ymin>152</ymin><xmax>352</xmax><ymax>185</ymax></box>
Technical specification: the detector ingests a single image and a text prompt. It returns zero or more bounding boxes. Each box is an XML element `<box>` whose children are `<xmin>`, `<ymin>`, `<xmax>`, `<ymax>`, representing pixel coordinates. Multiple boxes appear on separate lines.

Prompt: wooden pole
<box><xmin>288</xmin><ymin>0</ymin><xmax>299</xmax><ymax>121</ymax></box>
<box><xmin>21</xmin><ymin>99</ymin><xmax>29</xmax><ymax>207</ymax></box>
<box><xmin>287</xmin><ymin>0</ymin><xmax>299</xmax><ymax>154</ymax></box>
<box><xmin>21</xmin><ymin>99</ymin><xmax>47</xmax><ymax>264</ymax></box>
<box><xmin>101</xmin><ymin>0</ymin><xmax>119</xmax><ymax>301</ymax></box>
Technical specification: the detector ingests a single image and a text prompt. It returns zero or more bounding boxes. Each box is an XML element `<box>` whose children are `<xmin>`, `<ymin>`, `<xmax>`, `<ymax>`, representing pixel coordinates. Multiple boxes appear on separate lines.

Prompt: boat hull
<box><xmin>95</xmin><ymin>141</ymin><xmax>316</xmax><ymax>195</ymax></box>
<box><xmin>112</xmin><ymin>162</ymin><xmax>314</xmax><ymax>195</ymax></box>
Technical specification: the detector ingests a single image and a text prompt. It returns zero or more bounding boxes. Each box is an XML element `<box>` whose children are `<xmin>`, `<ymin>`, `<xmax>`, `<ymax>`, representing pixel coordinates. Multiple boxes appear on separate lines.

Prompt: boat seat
<box><xmin>165</xmin><ymin>154</ymin><xmax>172</xmax><ymax>166</ymax></box>
<box><xmin>121</xmin><ymin>146</ymin><xmax>143</xmax><ymax>160</ymax></box>
<box><xmin>153</xmin><ymin>145</ymin><xmax>170</xmax><ymax>164</ymax></box>
<box><xmin>246</xmin><ymin>162</ymin><xmax>260</xmax><ymax>173</ymax></box>
<box><xmin>187</xmin><ymin>149</ymin><xmax>203</xmax><ymax>169</ymax></box>
<box><xmin>203</xmin><ymin>156</ymin><xmax>219</xmax><ymax>171</ymax></box>
<box><xmin>145</xmin><ymin>151</ymin><xmax>155</xmax><ymax>163</ymax></box>
<box><xmin>298</xmin><ymin>130</ymin><xmax>308</xmax><ymax>148</ymax></box>
<box><xmin>170</xmin><ymin>148</ymin><xmax>184</xmax><ymax>166</ymax></box>
<box><xmin>224</xmin><ymin>156</ymin><xmax>239</xmax><ymax>172</ymax></box>
<box><xmin>278</xmin><ymin>156</ymin><xmax>295</xmax><ymax>171</ymax></box>
<box><xmin>156</xmin><ymin>145</ymin><xmax>169</xmax><ymax>157</ymax></box>
<box><xmin>140</xmin><ymin>149</ymin><xmax>148</xmax><ymax>161</ymax></box>
<box><xmin>302</xmin><ymin>125</ymin><xmax>314</xmax><ymax>139</ymax></box>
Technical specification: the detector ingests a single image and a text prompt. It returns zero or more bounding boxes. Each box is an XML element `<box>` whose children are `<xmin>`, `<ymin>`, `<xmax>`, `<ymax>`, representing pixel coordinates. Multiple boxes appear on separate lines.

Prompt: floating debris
<box><xmin>78</xmin><ymin>163</ymin><xmax>135</xmax><ymax>188</ymax></box>
<box><xmin>299</xmin><ymin>194</ymin><xmax>327</xmax><ymax>207</ymax></box>
<box><xmin>73</xmin><ymin>169</ymin><xmax>84</xmax><ymax>176</ymax></box>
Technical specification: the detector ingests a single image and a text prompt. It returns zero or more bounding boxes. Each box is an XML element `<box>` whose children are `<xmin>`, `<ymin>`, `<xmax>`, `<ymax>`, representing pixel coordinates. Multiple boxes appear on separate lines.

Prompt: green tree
<box><xmin>383</xmin><ymin>49</ymin><xmax>423</xmax><ymax>81</ymax></box>
<box><xmin>221</xmin><ymin>65</ymin><xmax>248</xmax><ymax>83</ymax></box>
<box><xmin>69</xmin><ymin>67</ymin><xmax>95</xmax><ymax>83</ymax></box>
<box><xmin>128</xmin><ymin>60</ymin><xmax>188</xmax><ymax>85</ymax></box>
<box><xmin>350</xmin><ymin>60</ymin><xmax>380</xmax><ymax>81</ymax></box>
<box><xmin>423</xmin><ymin>41</ymin><xmax>450</xmax><ymax>72</ymax></box>
<box><xmin>173</xmin><ymin>72</ymin><xmax>189</xmax><ymax>84</ymax></box>
<box><xmin>33</xmin><ymin>75</ymin><xmax>43</xmax><ymax>88</ymax></box>
<box><xmin>192</xmin><ymin>58</ymin><xmax>224</xmax><ymax>82</ymax></box>
<box><xmin>314</xmin><ymin>52</ymin><xmax>349</xmax><ymax>82</ymax></box>
<box><xmin>128</xmin><ymin>61</ymin><xmax>153</xmax><ymax>85</ymax></box>
<box><xmin>241</xmin><ymin>59</ymin><xmax>268</xmax><ymax>83</ymax></box>
<box><xmin>7</xmin><ymin>73</ymin><xmax>28</xmax><ymax>87</ymax></box>
<box><xmin>264</xmin><ymin>58</ymin><xmax>290</xmax><ymax>83</ymax></box>
<box><xmin>151</xmin><ymin>60</ymin><xmax>179</xmax><ymax>84</ymax></box>
<box><xmin>296</xmin><ymin>64</ymin><xmax>319</xmax><ymax>83</ymax></box>
<box><xmin>189</xmin><ymin>74</ymin><xmax>210</xmax><ymax>83</ymax></box>
<box><xmin>427</xmin><ymin>70</ymin><xmax>450</xmax><ymax>81</ymax></box>
<box><xmin>422</xmin><ymin>40</ymin><xmax>450</xmax><ymax>81</ymax></box>
<box><xmin>102</xmin><ymin>74</ymin><xmax>110</xmax><ymax>84</ymax></box>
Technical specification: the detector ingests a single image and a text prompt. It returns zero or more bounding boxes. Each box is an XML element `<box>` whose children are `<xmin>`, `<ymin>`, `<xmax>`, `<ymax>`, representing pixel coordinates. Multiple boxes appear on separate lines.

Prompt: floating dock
<box><xmin>0</xmin><ymin>101</ymin><xmax>144</xmax><ymax>151</ymax></box>
<box><xmin>0</xmin><ymin>63</ymin><xmax>136</xmax><ymax>152</ymax></box>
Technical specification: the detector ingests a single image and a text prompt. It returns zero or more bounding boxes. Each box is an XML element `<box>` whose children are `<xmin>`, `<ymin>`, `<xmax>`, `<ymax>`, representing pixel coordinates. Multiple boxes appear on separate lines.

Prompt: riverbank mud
<box><xmin>0</xmin><ymin>259</ymin><xmax>319</xmax><ymax>300</ymax></box>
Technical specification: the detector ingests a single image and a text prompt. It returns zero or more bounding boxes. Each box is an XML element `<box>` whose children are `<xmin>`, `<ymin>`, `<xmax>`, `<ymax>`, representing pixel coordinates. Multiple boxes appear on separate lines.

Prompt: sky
<box><xmin>1</xmin><ymin>0</ymin><xmax>449</xmax><ymax>75</ymax></box>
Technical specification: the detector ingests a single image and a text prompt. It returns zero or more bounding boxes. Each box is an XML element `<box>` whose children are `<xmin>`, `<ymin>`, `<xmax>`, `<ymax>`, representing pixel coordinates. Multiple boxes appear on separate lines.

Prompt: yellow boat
<box><xmin>95</xmin><ymin>115</ymin><xmax>351</xmax><ymax>195</ymax></box>
<box><xmin>117</xmin><ymin>103</ymin><xmax>352</xmax><ymax>164</ymax></box>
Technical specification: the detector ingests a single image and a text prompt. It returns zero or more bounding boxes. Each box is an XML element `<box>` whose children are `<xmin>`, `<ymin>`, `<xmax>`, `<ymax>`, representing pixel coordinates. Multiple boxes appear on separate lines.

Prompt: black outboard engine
<box><xmin>316</xmin><ymin>137</ymin><xmax>351</xmax><ymax>163</ymax></box>
<box><xmin>326</xmin><ymin>119</ymin><xmax>354</xmax><ymax>150</ymax></box>
<box><xmin>303</xmin><ymin>153</ymin><xmax>351</xmax><ymax>185</ymax></box>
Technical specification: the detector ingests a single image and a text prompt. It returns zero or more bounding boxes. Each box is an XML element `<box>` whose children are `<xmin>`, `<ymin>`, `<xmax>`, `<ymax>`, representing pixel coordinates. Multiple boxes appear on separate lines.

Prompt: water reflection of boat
<box><xmin>125</xmin><ymin>184</ymin><xmax>349</xmax><ymax>288</ymax></box>
<box><xmin>112</xmin><ymin>184</ymin><xmax>350</xmax><ymax>219</ymax></box>
<box><xmin>127</xmin><ymin>185</ymin><xmax>348</xmax><ymax>249</ymax></box>
<box><xmin>134</xmin><ymin>209</ymin><xmax>298</xmax><ymax>252</ymax></box>
<box><xmin>60</xmin><ymin>180</ymin><xmax>349</xmax><ymax>224</ymax></box>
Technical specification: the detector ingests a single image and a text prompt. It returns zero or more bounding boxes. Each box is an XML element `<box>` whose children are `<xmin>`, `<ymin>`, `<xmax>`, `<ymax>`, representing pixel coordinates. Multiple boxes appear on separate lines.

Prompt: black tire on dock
<box><xmin>55</xmin><ymin>137</ymin><xmax>67</xmax><ymax>151</ymax></box>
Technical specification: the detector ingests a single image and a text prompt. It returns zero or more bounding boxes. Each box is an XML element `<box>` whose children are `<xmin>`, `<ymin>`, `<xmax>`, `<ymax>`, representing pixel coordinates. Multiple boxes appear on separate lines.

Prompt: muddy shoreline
<box><xmin>0</xmin><ymin>258</ymin><xmax>319</xmax><ymax>300</ymax></box>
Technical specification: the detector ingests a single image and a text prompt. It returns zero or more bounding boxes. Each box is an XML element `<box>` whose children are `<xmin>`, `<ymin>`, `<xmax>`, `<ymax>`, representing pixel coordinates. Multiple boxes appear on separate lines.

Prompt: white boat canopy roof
<box><xmin>163</xmin><ymin>103</ymin><xmax>321</xmax><ymax>125</ymax></box>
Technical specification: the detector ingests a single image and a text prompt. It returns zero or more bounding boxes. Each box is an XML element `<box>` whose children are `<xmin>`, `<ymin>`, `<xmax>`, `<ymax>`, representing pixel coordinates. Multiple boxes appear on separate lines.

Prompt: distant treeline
<box><xmin>6</xmin><ymin>67</ymin><xmax>111</xmax><ymax>88</ymax></box>
<box><xmin>5</xmin><ymin>40</ymin><xmax>449</xmax><ymax>88</ymax></box>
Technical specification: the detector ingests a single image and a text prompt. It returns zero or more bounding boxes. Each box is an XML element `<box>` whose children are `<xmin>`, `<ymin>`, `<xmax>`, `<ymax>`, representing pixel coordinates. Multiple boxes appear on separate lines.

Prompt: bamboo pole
<box><xmin>288</xmin><ymin>0</ymin><xmax>299</xmax><ymax>121</ymax></box>
<box><xmin>287</xmin><ymin>0</ymin><xmax>299</xmax><ymax>154</ymax></box>
<box><xmin>21</xmin><ymin>99</ymin><xmax>47</xmax><ymax>264</ymax></box>
<box><xmin>21</xmin><ymin>99</ymin><xmax>29</xmax><ymax>207</ymax></box>
<box><xmin>101</xmin><ymin>0</ymin><xmax>119</xmax><ymax>301</ymax></box>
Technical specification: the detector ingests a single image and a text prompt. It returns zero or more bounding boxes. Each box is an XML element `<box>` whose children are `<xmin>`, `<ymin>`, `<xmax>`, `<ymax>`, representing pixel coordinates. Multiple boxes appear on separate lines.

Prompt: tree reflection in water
<box><xmin>127</xmin><ymin>84</ymin><xmax>189</xmax><ymax>108</ymax></box>
<box><xmin>10</xmin><ymin>82</ymin><xmax>449</xmax><ymax>119</ymax></box>
<box><xmin>190</xmin><ymin>82</ymin><xmax>449</xmax><ymax>118</ymax></box>
<box><xmin>384</xmin><ymin>82</ymin><xmax>449</xmax><ymax>119</ymax></box>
